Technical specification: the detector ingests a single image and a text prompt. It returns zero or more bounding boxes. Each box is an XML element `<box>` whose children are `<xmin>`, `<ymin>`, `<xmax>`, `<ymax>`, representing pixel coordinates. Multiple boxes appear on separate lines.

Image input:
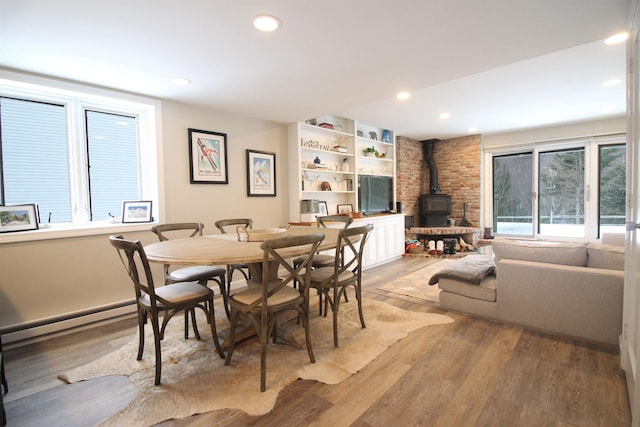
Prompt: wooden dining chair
<box><xmin>293</xmin><ymin>215</ymin><xmax>353</xmax><ymax>313</ymax></box>
<box><xmin>225</xmin><ymin>232</ymin><xmax>325</xmax><ymax>392</ymax></box>
<box><xmin>214</xmin><ymin>218</ymin><xmax>253</xmax><ymax>295</ymax></box>
<box><xmin>109</xmin><ymin>235</ymin><xmax>225</xmax><ymax>386</ymax></box>
<box><xmin>151</xmin><ymin>222</ymin><xmax>229</xmax><ymax>323</ymax></box>
<box><xmin>308</xmin><ymin>223</ymin><xmax>373</xmax><ymax>347</ymax></box>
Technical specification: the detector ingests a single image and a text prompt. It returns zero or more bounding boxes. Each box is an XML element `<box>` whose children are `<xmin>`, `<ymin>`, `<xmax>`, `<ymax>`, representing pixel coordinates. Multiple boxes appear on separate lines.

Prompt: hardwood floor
<box><xmin>3</xmin><ymin>257</ymin><xmax>631</xmax><ymax>426</ymax></box>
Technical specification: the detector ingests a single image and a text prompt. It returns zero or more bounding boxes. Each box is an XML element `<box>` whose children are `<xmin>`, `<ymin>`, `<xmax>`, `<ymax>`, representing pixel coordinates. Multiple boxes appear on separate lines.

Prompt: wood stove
<box><xmin>419</xmin><ymin>194</ymin><xmax>452</xmax><ymax>226</ymax></box>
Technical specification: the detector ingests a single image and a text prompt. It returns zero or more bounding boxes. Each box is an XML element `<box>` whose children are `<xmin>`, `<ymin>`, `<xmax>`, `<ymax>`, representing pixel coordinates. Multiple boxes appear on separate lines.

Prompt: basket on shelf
<box><xmin>236</xmin><ymin>226</ymin><xmax>288</xmax><ymax>242</ymax></box>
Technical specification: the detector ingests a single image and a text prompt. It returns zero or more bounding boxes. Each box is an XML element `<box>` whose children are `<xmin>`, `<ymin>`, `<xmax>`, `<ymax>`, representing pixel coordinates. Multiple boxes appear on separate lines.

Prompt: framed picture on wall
<box><xmin>246</xmin><ymin>149</ymin><xmax>276</xmax><ymax>197</ymax></box>
<box><xmin>188</xmin><ymin>128</ymin><xmax>229</xmax><ymax>184</ymax></box>
<box><xmin>0</xmin><ymin>204</ymin><xmax>39</xmax><ymax>233</ymax></box>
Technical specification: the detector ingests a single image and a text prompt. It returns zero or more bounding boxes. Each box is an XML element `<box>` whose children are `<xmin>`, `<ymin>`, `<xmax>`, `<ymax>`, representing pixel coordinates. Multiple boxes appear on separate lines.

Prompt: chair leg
<box><xmin>225</xmin><ymin>310</ymin><xmax>240</xmax><ymax>366</ymax></box>
<box><xmin>151</xmin><ymin>318</ymin><xmax>162</xmax><ymax>386</ymax></box>
<box><xmin>207</xmin><ymin>300</ymin><xmax>225</xmax><ymax>359</ymax></box>
<box><xmin>137</xmin><ymin>310</ymin><xmax>146</xmax><ymax>360</ymax></box>
<box><xmin>190</xmin><ymin>308</ymin><xmax>201</xmax><ymax>340</ymax></box>
<box><xmin>356</xmin><ymin>283</ymin><xmax>366</xmax><ymax>329</ymax></box>
<box><xmin>303</xmin><ymin>306</ymin><xmax>315</xmax><ymax>363</ymax></box>
<box><xmin>333</xmin><ymin>289</ymin><xmax>341</xmax><ymax>348</ymax></box>
<box><xmin>260</xmin><ymin>315</ymin><xmax>268</xmax><ymax>392</ymax></box>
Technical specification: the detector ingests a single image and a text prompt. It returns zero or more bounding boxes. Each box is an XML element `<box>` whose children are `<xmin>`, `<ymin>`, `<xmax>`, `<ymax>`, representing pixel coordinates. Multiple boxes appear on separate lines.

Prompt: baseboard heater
<box><xmin>1</xmin><ymin>299</ymin><xmax>137</xmax><ymax>346</ymax></box>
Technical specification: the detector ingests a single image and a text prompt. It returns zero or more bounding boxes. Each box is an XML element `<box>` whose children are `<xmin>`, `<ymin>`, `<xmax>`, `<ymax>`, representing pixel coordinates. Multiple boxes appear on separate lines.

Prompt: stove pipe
<box><xmin>421</xmin><ymin>139</ymin><xmax>441</xmax><ymax>194</ymax></box>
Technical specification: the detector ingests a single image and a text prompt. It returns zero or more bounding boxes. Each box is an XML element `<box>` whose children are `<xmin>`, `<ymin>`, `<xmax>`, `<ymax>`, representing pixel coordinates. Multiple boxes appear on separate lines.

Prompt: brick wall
<box><xmin>397</xmin><ymin>135</ymin><xmax>481</xmax><ymax>227</ymax></box>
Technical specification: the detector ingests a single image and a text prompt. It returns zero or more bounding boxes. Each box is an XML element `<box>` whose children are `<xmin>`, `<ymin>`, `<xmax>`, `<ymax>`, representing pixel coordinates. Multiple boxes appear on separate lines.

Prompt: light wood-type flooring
<box><xmin>3</xmin><ymin>256</ymin><xmax>632</xmax><ymax>426</ymax></box>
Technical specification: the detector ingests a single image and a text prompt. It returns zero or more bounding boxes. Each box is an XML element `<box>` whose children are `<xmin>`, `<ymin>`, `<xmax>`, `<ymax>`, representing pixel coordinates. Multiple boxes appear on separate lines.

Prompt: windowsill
<box><xmin>0</xmin><ymin>220</ymin><xmax>159</xmax><ymax>244</ymax></box>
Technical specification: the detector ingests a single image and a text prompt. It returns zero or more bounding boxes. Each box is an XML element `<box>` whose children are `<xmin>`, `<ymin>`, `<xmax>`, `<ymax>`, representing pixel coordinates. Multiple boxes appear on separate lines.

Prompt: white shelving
<box><xmin>288</xmin><ymin>114</ymin><xmax>397</xmax><ymax>222</ymax></box>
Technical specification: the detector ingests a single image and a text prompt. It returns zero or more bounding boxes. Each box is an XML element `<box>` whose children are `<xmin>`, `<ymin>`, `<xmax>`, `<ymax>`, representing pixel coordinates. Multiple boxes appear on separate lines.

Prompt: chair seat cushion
<box><xmin>140</xmin><ymin>281</ymin><xmax>211</xmax><ymax>307</ymax></box>
<box><xmin>168</xmin><ymin>265</ymin><xmax>225</xmax><ymax>282</ymax></box>
<box><xmin>309</xmin><ymin>267</ymin><xmax>355</xmax><ymax>285</ymax></box>
<box><xmin>231</xmin><ymin>280</ymin><xmax>301</xmax><ymax>306</ymax></box>
<box><xmin>309</xmin><ymin>254</ymin><xmax>336</xmax><ymax>267</ymax></box>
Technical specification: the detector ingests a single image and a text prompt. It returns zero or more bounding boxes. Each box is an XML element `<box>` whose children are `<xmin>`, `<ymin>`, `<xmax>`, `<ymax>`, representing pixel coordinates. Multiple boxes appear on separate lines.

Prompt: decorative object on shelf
<box><xmin>246</xmin><ymin>149</ymin><xmax>276</xmax><ymax>197</ymax></box>
<box><xmin>188</xmin><ymin>128</ymin><xmax>229</xmax><ymax>184</ymax></box>
<box><xmin>305</xmin><ymin>118</ymin><xmax>317</xmax><ymax>126</ymax></box>
<box><xmin>319</xmin><ymin>201</ymin><xmax>328</xmax><ymax>216</ymax></box>
<box><xmin>314</xmin><ymin>156</ymin><xmax>321</xmax><ymax>164</ymax></box>
<box><xmin>382</xmin><ymin>129</ymin><xmax>391</xmax><ymax>143</ymax></box>
<box><xmin>337</xmin><ymin>203</ymin><xmax>353</xmax><ymax>214</ymax></box>
<box><xmin>342</xmin><ymin>158</ymin><xmax>349</xmax><ymax>172</ymax></box>
<box><xmin>321</xmin><ymin>181</ymin><xmax>332</xmax><ymax>191</ymax></box>
<box><xmin>122</xmin><ymin>200</ymin><xmax>153</xmax><ymax>223</ymax></box>
<box><xmin>357</xmin><ymin>130</ymin><xmax>364</xmax><ymax>137</ymax></box>
<box><xmin>483</xmin><ymin>227</ymin><xmax>495</xmax><ymax>239</ymax></box>
<box><xmin>369</xmin><ymin>131</ymin><xmax>377</xmax><ymax>140</ymax></box>
<box><xmin>362</xmin><ymin>146</ymin><xmax>379</xmax><ymax>157</ymax></box>
<box><xmin>0</xmin><ymin>204</ymin><xmax>39</xmax><ymax>232</ymax></box>
<box><xmin>319</xmin><ymin>122</ymin><xmax>334</xmax><ymax>129</ymax></box>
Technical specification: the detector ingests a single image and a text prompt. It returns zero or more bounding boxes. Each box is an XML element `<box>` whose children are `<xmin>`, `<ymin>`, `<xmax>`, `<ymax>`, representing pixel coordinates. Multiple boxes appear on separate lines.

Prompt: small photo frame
<box><xmin>122</xmin><ymin>201</ymin><xmax>153</xmax><ymax>223</ymax></box>
<box><xmin>247</xmin><ymin>149</ymin><xmax>276</xmax><ymax>197</ymax></box>
<box><xmin>0</xmin><ymin>204</ymin><xmax>39</xmax><ymax>233</ymax></box>
<box><xmin>188</xmin><ymin>128</ymin><xmax>229</xmax><ymax>184</ymax></box>
<box><xmin>337</xmin><ymin>203</ymin><xmax>353</xmax><ymax>214</ymax></box>
<box><xmin>319</xmin><ymin>201</ymin><xmax>328</xmax><ymax>217</ymax></box>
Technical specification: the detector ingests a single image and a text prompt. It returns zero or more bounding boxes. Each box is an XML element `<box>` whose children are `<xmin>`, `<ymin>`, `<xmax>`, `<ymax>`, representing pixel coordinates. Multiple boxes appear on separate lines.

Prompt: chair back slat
<box><xmin>215</xmin><ymin>218</ymin><xmax>253</xmax><ymax>233</ymax></box>
<box><xmin>151</xmin><ymin>222</ymin><xmax>205</xmax><ymax>241</ymax></box>
<box><xmin>333</xmin><ymin>223</ymin><xmax>374</xmax><ymax>279</ymax></box>
<box><xmin>318</xmin><ymin>215</ymin><xmax>353</xmax><ymax>229</ymax></box>
<box><xmin>109</xmin><ymin>235</ymin><xmax>160</xmax><ymax>308</ymax></box>
<box><xmin>242</xmin><ymin>233</ymin><xmax>325</xmax><ymax>308</ymax></box>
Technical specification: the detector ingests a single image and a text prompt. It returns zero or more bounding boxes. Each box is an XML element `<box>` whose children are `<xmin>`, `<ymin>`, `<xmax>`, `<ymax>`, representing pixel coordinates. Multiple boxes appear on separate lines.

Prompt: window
<box><xmin>489</xmin><ymin>135</ymin><xmax>626</xmax><ymax>242</ymax></box>
<box><xmin>599</xmin><ymin>144</ymin><xmax>626</xmax><ymax>236</ymax></box>
<box><xmin>493</xmin><ymin>153</ymin><xmax>533</xmax><ymax>236</ymax></box>
<box><xmin>538</xmin><ymin>148</ymin><xmax>585</xmax><ymax>238</ymax></box>
<box><xmin>0</xmin><ymin>71</ymin><xmax>161</xmax><ymax>241</ymax></box>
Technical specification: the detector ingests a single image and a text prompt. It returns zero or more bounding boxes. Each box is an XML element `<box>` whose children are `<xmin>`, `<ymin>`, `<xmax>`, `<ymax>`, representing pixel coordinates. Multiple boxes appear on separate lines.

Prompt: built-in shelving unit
<box><xmin>287</xmin><ymin>114</ymin><xmax>404</xmax><ymax>268</ymax></box>
<box><xmin>288</xmin><ymin>114</ymin><xmax>397</xmax><ymax>221</ymax></box>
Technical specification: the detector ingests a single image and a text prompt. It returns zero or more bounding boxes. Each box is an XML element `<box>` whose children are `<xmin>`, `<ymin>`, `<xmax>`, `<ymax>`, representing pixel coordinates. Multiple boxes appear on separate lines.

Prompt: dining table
<box><xmin>144</xmin><ymin>225</ymin><xmax>342</xmax><ymax>278</ymax></box>
<box><xmin>144</xmin><ymin>225</ymin><xmax>344</xmax><ymax>347</ymax></box>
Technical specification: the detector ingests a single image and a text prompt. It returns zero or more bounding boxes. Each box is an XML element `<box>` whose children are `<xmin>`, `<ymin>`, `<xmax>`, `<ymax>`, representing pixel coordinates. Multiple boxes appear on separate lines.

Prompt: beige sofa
<box><xmin>437</xmin><ymin>237</ymin><xmax>625</xmax><ymax>346</ymax></box>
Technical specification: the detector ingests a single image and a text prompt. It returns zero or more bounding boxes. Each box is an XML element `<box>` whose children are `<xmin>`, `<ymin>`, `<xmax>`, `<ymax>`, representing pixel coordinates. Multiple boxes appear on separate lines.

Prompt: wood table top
<box><xmin>144</xmin><ymin>226</ymin><xmax>341</xmax><ymax>266</ymax></box>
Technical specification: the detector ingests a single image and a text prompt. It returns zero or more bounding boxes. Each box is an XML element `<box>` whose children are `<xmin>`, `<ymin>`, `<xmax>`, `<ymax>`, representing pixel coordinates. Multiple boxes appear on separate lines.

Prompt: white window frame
<box><xmin>484</xmin><ymin>133</ymin><xmax>626</xmax><ymax>243</ymax></box>
<box><xmin>0</xmin><ymin>70</ymin><xmax>164</xmax><ymax>243</ymax></box>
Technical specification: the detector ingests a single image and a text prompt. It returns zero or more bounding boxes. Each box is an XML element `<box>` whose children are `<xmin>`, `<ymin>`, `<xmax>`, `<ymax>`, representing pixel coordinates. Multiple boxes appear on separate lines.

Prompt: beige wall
<box><xmin>0</xmin><ymin>100</ymin><xmax>289</xmax><ymax>339</ymax></box>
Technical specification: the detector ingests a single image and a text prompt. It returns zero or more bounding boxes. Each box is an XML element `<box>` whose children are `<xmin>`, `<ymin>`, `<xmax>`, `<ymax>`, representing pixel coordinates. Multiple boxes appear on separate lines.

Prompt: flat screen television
<box><xmin>358</xmin><ymin>175</ymin><xmax>394</xmax><ymax>214</ymax></box>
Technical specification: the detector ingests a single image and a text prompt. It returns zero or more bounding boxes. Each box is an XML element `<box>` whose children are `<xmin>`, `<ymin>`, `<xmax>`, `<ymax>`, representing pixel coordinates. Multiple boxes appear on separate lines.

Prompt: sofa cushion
<box><xmin>491</xmin><ymin>239</ymin><xmax>587</xmax><ymax>269</ymax></box>
<box><xmin>438</xmin><ymin>275</ymin><xmax>497</xmax><ymax>302</ymax></box>
<box><xmin>586</xmin><ymin>243</ymin><xmax>625</xmax><ymax>271</ymax></box>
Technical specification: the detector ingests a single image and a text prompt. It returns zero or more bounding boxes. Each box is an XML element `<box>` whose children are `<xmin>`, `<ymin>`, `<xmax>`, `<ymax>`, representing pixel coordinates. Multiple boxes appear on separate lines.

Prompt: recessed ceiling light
<box><xmin>253</xmin><ymin>14</ymin><xmax>281</xmax><ymax>32</ymax></box>
<box><xmin>170</xmin><ymin>77</ymin><xmax>191</xmax><ymax>86</ymax></box>
<box><xmin>602</xmin><ymin>78</ymin><xmax>622</xmax><ymax>87</ymax></box>
<box><xmin>396</xmin><ymin>92</ymin><xmax>411</xmax><ymax>100</ymax></box>
<box><xmin>468</xmin><ymin>127</ymin><xmax>478</xmax><ymax>133</ymax></box>
<box><xmin>605</xmin><ymin>32</ymin><xmax>629</xmax><ymax>45</ymax></box>
<box><xmin>439</xmin><ymin>112</ymin><xmax>451</xmax><ymax>119</ymax></box>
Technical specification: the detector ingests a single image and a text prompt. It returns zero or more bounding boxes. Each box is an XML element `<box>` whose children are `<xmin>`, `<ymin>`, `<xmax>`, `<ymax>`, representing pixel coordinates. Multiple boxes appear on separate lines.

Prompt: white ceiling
<box><xmin>0</xmin><ymin>0</ymin><xmax>631</xmax><ymax>140</ymax></box>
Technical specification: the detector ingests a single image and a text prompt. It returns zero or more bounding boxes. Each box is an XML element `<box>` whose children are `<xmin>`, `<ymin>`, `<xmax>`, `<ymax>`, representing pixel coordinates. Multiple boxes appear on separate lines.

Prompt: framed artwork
<box><xmin>122</xmin><ymin>200</ymin><xmax>153</xmax><ymax>223</ymax></box>
<box><xmin>188</xmin><ymin>128</ymin><xmax>229</xmax><ymax>184</ymax></box>
<box><xmin>319</xmin><ymin>201</ymin><xmax>328</xmax><ymax>217</ymax></box>
<box><xmin>0</xmin><ymin>204</ymin><xmax>39</xmax><ymax>233</ymax></box>
<box><xmin>246</xmin><ymin>149</ymin><xmax>276</xmax><ymax>197</ymax></box>
<box><xmin>337</xmin><ymin>203</ymin><xmax>353</xmax><ymax>214</ymax></box>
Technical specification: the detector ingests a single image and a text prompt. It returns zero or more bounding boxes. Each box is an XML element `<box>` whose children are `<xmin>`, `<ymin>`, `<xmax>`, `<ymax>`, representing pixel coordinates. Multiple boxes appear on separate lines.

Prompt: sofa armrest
<box><xmin>496</xmin><ymin>259</ymin><xmax>623</xmax><ymax>346</ymax></box>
